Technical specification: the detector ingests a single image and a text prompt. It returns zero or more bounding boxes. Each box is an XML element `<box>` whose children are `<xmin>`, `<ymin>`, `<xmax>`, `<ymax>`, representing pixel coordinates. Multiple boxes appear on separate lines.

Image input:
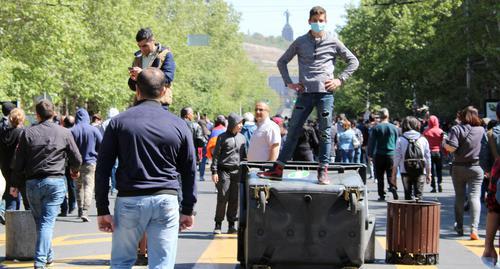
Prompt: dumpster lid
<box><xmin>248</xmin><ymin>169</ymin><xmax>363</xmax><ymax>193</ymax></box>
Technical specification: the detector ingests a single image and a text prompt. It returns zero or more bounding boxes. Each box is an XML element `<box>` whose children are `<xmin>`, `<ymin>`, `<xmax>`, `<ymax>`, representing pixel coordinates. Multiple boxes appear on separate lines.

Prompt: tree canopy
<box><xmin>336</xmin><ymin>0</ymin><xmax>499</xmax><ymax>120</ymax></box>
<box><xmin>0</xmin><ymin>0</ymin><xmax>278</xmax><ymax>117</ymax></box>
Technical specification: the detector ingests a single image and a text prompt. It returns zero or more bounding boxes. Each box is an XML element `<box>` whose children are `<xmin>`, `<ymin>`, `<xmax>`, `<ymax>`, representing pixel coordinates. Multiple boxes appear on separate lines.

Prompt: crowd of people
<box><xmin>0</xmin><ymin>5</ymin><xmax>499</xmax><ymax>269</ymax></box>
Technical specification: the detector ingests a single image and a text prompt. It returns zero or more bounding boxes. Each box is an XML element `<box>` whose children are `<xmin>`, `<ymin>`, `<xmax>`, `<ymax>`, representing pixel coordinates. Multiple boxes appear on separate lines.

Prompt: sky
<box><xmin>224</xmin><ymin>0</ymin><xmax>361</xmax><ymax>37</ymax></box>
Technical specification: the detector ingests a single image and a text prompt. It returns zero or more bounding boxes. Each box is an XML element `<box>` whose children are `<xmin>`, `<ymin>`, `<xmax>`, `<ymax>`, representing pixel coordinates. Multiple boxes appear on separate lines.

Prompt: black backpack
<box><xmin>403</xmin><ymin>135</ymin><xmax>425</xmax><ymax>176</ymax></box>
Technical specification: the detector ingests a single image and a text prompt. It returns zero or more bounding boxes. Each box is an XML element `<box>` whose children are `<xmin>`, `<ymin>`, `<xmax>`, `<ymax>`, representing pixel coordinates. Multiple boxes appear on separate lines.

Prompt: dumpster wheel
<box><xmin>349</xmin><ymin>192</ymin><xmax>358</xmax><ymax>214</ymax></box>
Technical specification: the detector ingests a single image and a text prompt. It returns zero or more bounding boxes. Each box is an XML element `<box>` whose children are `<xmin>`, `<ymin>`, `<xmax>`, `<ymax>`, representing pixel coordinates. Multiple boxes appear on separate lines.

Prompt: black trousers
<box><xmin>374</xmin><ymin>154</ymin><xmax>396</xmax><ymax>198</ymax></box>
<box><xmin>402</xmin><ymin>174</ymin><xmax>425</xmax><ymax>200</ymax></box>
<box><xmin>214</xmin><ymin>169</ymin><xmax>240</xmax><ymax>223</ymax></box>
<box><xmin>430</xmin><ymin>152</ymin><xmax>443</xmax><ymax>189</ymax></box>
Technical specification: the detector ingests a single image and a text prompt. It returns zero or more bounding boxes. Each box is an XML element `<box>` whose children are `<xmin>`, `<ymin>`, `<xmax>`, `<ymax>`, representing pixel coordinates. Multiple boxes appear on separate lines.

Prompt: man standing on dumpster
<box><xmin>11</xmin><ymin>100</ymin><xmax>82</xmax><ymax>269</ymax></box>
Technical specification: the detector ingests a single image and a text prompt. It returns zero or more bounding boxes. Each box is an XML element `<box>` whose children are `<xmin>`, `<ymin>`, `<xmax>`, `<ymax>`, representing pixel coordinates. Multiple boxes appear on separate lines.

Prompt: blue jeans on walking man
<box><xmin>26</xmin><ymin>178</ymin><xmax>66</xmax><ymax>267</ymax></box>
<box><xmin>111</xmin><ymin>194</ymin><xmax>179</xmax><ymax>269</ymax></box>
<box><xmin>278</xmin><ymin>93</ymin><xmax>334</xmax><ymax>166</ymax></box>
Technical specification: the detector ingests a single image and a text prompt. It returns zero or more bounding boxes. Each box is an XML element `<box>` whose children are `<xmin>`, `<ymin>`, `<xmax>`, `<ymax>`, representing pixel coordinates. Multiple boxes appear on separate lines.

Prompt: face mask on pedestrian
<box><xmin>310</xmin><ymin>22</ymin><xmax>326</xmax><ymax>33</ymax></box>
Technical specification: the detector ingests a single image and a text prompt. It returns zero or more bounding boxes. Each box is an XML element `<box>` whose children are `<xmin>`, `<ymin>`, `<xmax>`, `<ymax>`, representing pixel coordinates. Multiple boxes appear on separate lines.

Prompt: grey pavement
<box><xmin>0</xmin><ymin>164</ymin><xmax>492</xmax><ymax>268</ymax></box>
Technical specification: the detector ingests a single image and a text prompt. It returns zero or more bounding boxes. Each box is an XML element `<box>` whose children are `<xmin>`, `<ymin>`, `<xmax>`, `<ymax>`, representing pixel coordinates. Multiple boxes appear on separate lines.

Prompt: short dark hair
<box><xmin>2</xmin><ymin>102</ymin><xmax>16</xmax><ymax>116</ymax></box>
<box><xmin>401</xmin><ymin>116</ymin><xmax>421</xmax><ymax>133</ymax></box>
<box><xmin>180</xmin><ymin>107</ymin><xmax>193</xmax><ymax>119</ymax></box>
<box><xmin>136</xmin><ymin>28</ymin><xmax>154</xmax><ymax>42</ymax></box>
<box><xmin>458</xmin><ymin>106</ymin><xmax>482</xmax><ymax>126</ymax></box>
<box><xmin>136</xmin><ymin>67</ymin><xmax>166</xmax><ymax>99</ymax></box>
<box><xmin>309</xmin><ymin>6</ymin><xmax>326</xmax><ymax>19</ymax></box>
<box><xmin>36</xmin><ymin>99</ymin><xmax>55</xmax><ymax>121</ymax></box>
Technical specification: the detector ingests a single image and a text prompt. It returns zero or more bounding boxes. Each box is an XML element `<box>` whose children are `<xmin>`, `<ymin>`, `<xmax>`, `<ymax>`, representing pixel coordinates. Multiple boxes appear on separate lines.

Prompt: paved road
<box><xmin>0</xmin><ymin>166</ymin><xmax>492</xmax><ymax>268</ymax></box>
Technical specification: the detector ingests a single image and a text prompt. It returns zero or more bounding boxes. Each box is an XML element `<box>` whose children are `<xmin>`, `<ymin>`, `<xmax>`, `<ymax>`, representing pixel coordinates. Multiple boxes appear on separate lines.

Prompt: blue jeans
<box><xmin>111</xmin><ymin>194</ymin><xmax>179</xmax><ymax>269</ymax></box>
<box><xmin>26</xmin><ymin>178</ymin><xmax>66</xmax><ymax>267</ymax></box>
<box><xmin>199</xmin><ymin>147</ymin><xmax>207</xmax><ymax>181</ymax></box>
<box><xmin>340</xmin><ymin>149</ymin><xmax>354</xmax><ymax>163</ymax></box>
<box><xmin>278</xmin><ymin>93</ymin><xmax>334</xmax><ymax>166</ymax></box>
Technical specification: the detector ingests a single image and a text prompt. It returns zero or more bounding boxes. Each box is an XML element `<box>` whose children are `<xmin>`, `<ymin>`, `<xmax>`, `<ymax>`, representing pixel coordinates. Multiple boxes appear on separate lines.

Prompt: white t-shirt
<box><xmin>247</xmin><ymin>118</ymin><xmax>281</xmax><ymax>161</ymax></box>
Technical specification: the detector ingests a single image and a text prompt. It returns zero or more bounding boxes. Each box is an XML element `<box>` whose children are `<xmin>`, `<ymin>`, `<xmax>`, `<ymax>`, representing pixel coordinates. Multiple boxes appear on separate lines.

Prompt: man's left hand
<box><xmin>179</xmin><ymin>214</ymin><xmax>194</xmax><ymax>231</ymax></box>
<box><xmin>325</xmin><ymin>79</ymin><xmax>342</xmax><ymax>92</ymax></box>
<box><xmin>426</xmin><ymin>175</ymin><xmax>432</xmax><ymax>184</ymax></box>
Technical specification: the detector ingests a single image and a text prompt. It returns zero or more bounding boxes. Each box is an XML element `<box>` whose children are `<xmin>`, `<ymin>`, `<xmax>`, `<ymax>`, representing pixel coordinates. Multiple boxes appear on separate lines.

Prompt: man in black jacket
<box><xmin>12</xmin><ymin>100</ymin><xmax>82</xmax><ymax>269</ymax></box>
<box><xmin>95</xmin><ymin>67</ymin><xmax>197</xmax><ymax>269</ymax></box>
<box><xmin>211</xmin><ymin>113</ymin><xmax>246</xmax><ymax>234</ymax></box>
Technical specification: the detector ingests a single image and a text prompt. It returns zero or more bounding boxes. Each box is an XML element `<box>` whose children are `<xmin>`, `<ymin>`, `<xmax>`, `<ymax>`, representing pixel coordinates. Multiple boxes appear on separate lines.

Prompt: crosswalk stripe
<box><xmin>376</xmin><ymin>236</ymin><xmax>438</xmax><ymax>269</ymax></box>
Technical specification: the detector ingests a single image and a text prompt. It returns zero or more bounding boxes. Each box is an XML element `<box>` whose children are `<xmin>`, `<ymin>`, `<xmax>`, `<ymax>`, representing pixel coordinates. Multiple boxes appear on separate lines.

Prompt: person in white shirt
<box><xmin>247</xmin><ymin>102</ymin><xmax>281</xmax><ymax>162</ymax></box>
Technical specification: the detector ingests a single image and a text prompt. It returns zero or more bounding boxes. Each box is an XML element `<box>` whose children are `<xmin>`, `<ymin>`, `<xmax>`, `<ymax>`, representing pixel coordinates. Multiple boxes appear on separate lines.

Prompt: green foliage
<box><xmin>337</xmin><ymin>0</ymin><xmax>499</xmax><ymax>120</ymax></box>
<box><xmin>0</xmin><ymin>0</ymin><xmax>277</xmax><ymax>117</ymax></box>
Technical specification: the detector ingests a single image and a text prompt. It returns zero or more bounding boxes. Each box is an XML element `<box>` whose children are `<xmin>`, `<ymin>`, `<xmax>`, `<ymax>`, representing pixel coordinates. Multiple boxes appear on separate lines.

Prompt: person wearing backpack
<box><xmin>391</xmin><ymin>116</ymin><xmax>431</xmax><ymax>200</ymax></box>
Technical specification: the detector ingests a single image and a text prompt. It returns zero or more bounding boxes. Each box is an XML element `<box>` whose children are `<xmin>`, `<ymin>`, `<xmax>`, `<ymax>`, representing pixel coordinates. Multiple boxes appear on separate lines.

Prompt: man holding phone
<box><xmin>128</xmin><ymin>28</ymin><xmax>176</xmax><ymax>104</ymax></box>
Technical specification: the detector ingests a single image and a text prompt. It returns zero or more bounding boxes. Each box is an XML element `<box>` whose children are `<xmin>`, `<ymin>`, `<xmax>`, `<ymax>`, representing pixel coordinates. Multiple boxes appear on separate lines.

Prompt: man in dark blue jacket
<box><xmin>71</xmin><ymin>108</ymin><xmax>102</xmax><ymax>222</ymax></box>
<box><xmin>95</xmin><ymin>67</ymin><xmax>197</xmax><ymax>269</ymax></box>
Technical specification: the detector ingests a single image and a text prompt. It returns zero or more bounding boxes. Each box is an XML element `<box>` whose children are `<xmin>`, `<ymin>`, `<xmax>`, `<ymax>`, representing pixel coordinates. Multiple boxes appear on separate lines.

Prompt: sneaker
<box><xmin>213</xmin><ymin>222</ymin><xmax>222</xmax><ymax>235</ymax></box>
<box><xmin>81</xmin><ymin>215</ymin><xmax>90</xmax><ymax>222</ymax></box>
<box><xmin>46</xmin><ymin>259</ymin><xmax>53</xmax><ymax>265</ymax></box>
<box><xmin>377</xmin><ymin>197</ymin><xmax>386</xmax><ymax>202</ymax></box>
<box><xmin>227</xmin><ymin>223</ymin><xmax>237</xmax><ymax>234</ymax></box>
<box><xmin>317</xmin><ymin>166</ymin><xmax>330</xmax><ymax>185</ymax></box>
<box><xmin>135</xmin><ymin>253</ymin><xmax>148</xmax><ymax>266</ymax></box>
<box><xmin>454</xmin><ymin>223</ymin><xmax>464</xmax><ymax>236</ymax></box>
<box><xmin>58</xmin><ymin>212</ymin><xmax>67</xmax><ymax>217</ymax></box>
<box><xmin>78</xmin><ymin>208</ymin><xmax>83</xmax><ymax>218</ymax></box>
<box><xmin>430</xmin><ymin>188</ymin><xmax>437</xmax><ymax>193</ymax></box>
<box><xmin>438</xmin><ymin>184</ymin><xmax>443</xmax><ymax>193</ymax></box>
<box><xmin>257</xmin><ymin>163</ymin><xmax>284</xmax><ymax>180</ymax></box>
<box><xmin>470</xmin><ymin>232</ymin><xmax>479</xmax><ymax>240</ymax></box>
<box><xmin>481</xmin><ymin>256</ymin><xmax>496</xmax><ymax>268</ymax></box>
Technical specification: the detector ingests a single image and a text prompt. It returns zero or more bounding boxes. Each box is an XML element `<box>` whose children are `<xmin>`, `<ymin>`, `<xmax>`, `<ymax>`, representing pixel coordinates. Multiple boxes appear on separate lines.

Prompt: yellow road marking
<box><xmin>52</xmin><ymin>233</ymin><xmax>111</xmax><ymax>246</ymax></box>
<box><xmin>196</xmin><ymin>234</ymin><xmax>237</xmax><ymax>264</ymax></box>
<box><xmin>0</xmin><ymin>232</ymin><xmax>111</xmax><ymax>247</ymax></box>
<box><xmin>2</xmin><ymin>254</ymin><xmax>111</xmax><ymax>268</ymax></box>
<box><xmin>456</xmin><ymin>239</ymin><xmax>488</xmax><ymax>257</ymax></box>
<box><xmin>376</xmin><ymin>236</ymin><xmax>438</xmax><ymax>269</ymax></box>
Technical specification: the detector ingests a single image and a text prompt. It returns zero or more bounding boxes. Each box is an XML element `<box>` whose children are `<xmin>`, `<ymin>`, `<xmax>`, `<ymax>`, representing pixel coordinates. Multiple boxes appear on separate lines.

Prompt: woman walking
<box><xmin>444</xmin><ymin>106</ymin><xmax>484</xmax><ymax>240</ymax></box>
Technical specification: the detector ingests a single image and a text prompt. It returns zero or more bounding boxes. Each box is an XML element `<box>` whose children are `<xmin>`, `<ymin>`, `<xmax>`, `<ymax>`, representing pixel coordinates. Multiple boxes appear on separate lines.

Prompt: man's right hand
<box><xmin>97</xmin><ymin>215</ymin><xmax>114</xmax><ymax>233</ymax></box>
<box><xmin>212</xmin><ymin>174</ymin><xmax>219</xmax><ymax>184</ymax></box>
<box><xmin>70</xmin><ymin>169</ymin><xmax>80</xmax><ymax>180</ymax></box>
<box><xmin>129</xmin><ymin>67</ymin><xmax>142</xmax><ymax>81</ymax></box>
<box><xmin>287</xmin><ymin>83</ymin><xmax>304</xmax><ymax>92</ymax></box>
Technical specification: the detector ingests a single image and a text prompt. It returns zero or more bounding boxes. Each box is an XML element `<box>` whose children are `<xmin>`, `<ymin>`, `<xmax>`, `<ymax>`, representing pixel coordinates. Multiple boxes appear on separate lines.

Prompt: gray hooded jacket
<box><xmin>211</xmin><ymin>113</ymin><xmax>247</xmax><ymax>174</ymax></box>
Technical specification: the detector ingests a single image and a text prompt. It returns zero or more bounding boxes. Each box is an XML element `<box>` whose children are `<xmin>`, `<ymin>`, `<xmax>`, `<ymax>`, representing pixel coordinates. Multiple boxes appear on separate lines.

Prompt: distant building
<box><xmin>282</xmin><ymin>10</ymin><xmax>293</xmax><ymax>42</ymax></box>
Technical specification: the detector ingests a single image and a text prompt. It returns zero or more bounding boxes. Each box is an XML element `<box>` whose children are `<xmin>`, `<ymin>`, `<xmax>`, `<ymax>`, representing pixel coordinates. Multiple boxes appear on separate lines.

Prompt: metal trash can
<box><xmin>386</xmin><ymin>200</ymin><xmax>440</xmax><ymax>265</ymax></box>
<box><xmin>5</xmin><ymin>210</ymin><xmax>36</xmax><ymax>260</ymax></box>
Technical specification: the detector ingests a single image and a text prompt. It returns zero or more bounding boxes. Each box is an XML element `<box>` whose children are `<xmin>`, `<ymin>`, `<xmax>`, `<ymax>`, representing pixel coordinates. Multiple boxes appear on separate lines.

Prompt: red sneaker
<box><xmin>257</xmin><ymin>163</ymin><xmax>284</xmax><ymax>180</ymax></box>
<box><xmin>317</xmin><ymin>166</ymin><xmax>330</xmax><ymax>185</ymax></box>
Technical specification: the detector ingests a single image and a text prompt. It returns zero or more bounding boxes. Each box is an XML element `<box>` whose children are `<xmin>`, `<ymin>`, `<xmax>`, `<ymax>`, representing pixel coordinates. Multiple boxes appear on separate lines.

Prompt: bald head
<box><xmin>254</xmin><ymin>101</ymin><xmax>270</xmax><ymax>123</ymax></box>
<box><xmin>136</xmin><ymin>67</ymin><xmax>166</xmax><ymax>100</ymax></box>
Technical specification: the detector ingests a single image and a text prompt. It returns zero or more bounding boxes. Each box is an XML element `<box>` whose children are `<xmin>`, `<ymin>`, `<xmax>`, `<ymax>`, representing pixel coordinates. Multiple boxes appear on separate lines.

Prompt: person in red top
<box><xmin>423</xmin><ymin>115</ymin><xmax>444</xmax><ymax>192</ymax></box>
